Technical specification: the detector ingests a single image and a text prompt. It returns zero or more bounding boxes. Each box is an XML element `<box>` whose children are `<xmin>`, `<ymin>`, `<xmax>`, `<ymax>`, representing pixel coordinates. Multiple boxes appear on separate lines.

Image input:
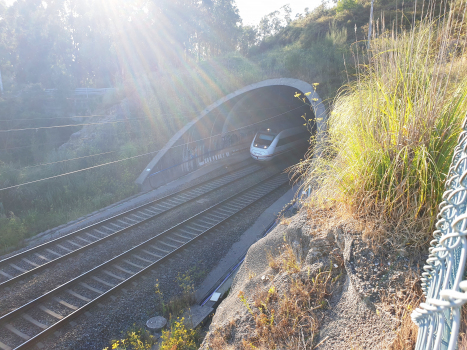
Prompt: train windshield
<box><xmin>253</xmin><ymin>133</ymin><xmax>276</xmax><ymax>148</ymax></box>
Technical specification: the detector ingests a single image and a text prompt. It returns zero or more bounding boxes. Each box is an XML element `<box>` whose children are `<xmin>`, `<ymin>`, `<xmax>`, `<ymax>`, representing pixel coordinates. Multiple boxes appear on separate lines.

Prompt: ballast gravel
<box><xmin>40</xmin><ymin>179</ymin><xmax>291</xmax><ymax>350</ymax></box>
<box><xmin>0</xmin><ymin>155</ymin><xmax>297</xmax><ymax>350</ymax></box>
<box><xmin>0</xmin><ymin>160</ymin><xmax>284</xmax><ymax>317</ymax></box>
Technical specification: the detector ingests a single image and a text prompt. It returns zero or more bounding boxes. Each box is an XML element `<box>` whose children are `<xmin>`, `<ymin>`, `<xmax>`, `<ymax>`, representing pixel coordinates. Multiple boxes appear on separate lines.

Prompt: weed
<box><xmin>0</xmin><ymin>214</ymin><xmax>27</xmax><ymax>253</ymax></box>
<box><xmin>155</xmin><ymin>270</ymin><xmax>197</xmax><ymax>320</ymax></box>
<box><xmin>248</xmin><ymin>270</ymin><xmax>256</xmax><ymax>280</ymax></box>
<box><xmin>270</xmin><ymin>244</ymin><xmax>300</xmax><ymax>274</ymax></box>
<box><xmin>211</xmin><ymin>242</ymin><xmax>344</xmax><ymax>349</ymax></box>
<box><xmin>267</xmin><ymin>251</ymin><xmax>279</xmax><ymax>270</ymax></box>
<box><xmin>103</xmin><ymin>326</ymin><xmax>155</xmax><ymax>350</ymax></box>
<box><xmin>292</xmin><ymin>10</ymin><xmax>467</xmax><ymax>248</ymax></box>
<box><xmin>238</xmin><ymin>291</ymin><xmax>254</xmax><ymax>316</ymax></box>
<box><xmin>384</xmin><ymin>273</ymin><xmax>423</xmax><ymax>350</ymax></box>
<box><xmin>159</xmin><ymin>317</ymin><xmax>200</xmax><ymax>350</ymax></box>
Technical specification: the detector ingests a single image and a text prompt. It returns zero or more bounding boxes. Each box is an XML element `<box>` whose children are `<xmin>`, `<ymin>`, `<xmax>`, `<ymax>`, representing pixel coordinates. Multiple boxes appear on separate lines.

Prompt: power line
<box><xmin>0</xmin><ymin>104</ymin><xmax>306</xmax><ymax>191</ymax></box>
<box><xmin>0</xmin><ymin>104</ymin><xmax>298</xmax><ymax>132</ymax></box>
<box><xmin>0</xmin><ymin>117</ymin><xmax>150</xmax><ymax>132</ymax></box>
<box><xmin>25</xmin><ymin>133</ymin><xmax>165</xmax><ymax>168</ymax></box>
<box><xmin>26</xmin><ymin>151</ymin><xmax>117</xmax><ymax>168</ymax></box>
<box><xmin>0</xmin><ymin>103</ymin><xmax>298</xmax><ymax>153</ymax></box>
<box><xmin>0</xmin><ymin>110</ymin><xmax>199</xmax><ymax>123</ymax></box>
<box><xmin>0</xmin><ymin>127</ymin><xmax>148</xmax><ymax>153</ymax></box>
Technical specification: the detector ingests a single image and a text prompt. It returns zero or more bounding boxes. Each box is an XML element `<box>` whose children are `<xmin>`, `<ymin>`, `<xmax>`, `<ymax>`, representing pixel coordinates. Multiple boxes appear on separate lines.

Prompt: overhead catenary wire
<box><xmin>0</xmin><ymin>116</ymin><xmax>151</xmax><ymax>132</ymax></box>
<box><xmin>0</xmin><ymin>119</ymin><xmax>173</xmax><ymax>153</ymax></box>
<box><xmin>24</xmin><ymin>131</ymin><xmax>167</xmax><ymax>169</ymax></box>
<box><xmin>0</xmin><ymin>104</ymin><xmax>298</xmax><ymax>132</ymax></box>
<box><xmin>26</xmin><ymin>151</ymin><xmax>117</xmax><ymax>168</ymax></box>
<box><xmin>0</xmin><ymin>103</ymin><xmax>300</xmax><ymax>162</ymax></box>
<box><xmin>0</xmin><ymin>104</ymin><xmax>307</xmax><ymax>192</ymax></box>
<box><xmin>0</xmin><ymin>129</ymin><xmax>143</xmax><ymax>153</ymax></box>
<box><xmin>0</xmin><ymin>110</ymin><xmax>199</xmax><ymax>123</ymax></box>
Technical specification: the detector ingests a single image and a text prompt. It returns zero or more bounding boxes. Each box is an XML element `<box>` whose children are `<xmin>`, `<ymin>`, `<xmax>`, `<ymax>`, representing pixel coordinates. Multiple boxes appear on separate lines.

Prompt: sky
<box><xmin>4</xmin><ymin>0</ymin><xmax>322</xmax><ymax>25</ymax></box>
<box><xmin>2</xmin><ymin>0</ymin><xmax>325</xmax><ymax>26</ymax></box>
<box><xmin>236</xmin><ymin>0</ymin><xmax>324</xmax><ymax>25</ymax></box>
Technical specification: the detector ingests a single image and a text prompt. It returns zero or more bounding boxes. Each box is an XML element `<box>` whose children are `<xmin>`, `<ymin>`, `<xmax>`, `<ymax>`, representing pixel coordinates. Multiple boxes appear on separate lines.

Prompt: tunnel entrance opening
<box><xmin>136</xmin><ymin>79</ymin><xmax>326</xmax><ymax>191</ymax></box>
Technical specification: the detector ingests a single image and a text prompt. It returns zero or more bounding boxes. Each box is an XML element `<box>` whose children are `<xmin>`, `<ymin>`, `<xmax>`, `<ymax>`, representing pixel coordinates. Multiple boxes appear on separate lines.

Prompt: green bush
<box><xmin>295</xmin><ymin>17</ymin><xmax>467</xmax><ymax>247</ymax></box>
<box><xmin>159</xmin><ymin>317</ymin><xmax>200</xmax><ymax>350</ymax></box>
<box><xmin>336</xmin><ymin>0</ymin><xmax>358</xmax><ymax>13</ymax></box>
<box><xmin>0</xmin><ymin>215</ymin><xmax>27</xmax><ymax>252</ymax></box>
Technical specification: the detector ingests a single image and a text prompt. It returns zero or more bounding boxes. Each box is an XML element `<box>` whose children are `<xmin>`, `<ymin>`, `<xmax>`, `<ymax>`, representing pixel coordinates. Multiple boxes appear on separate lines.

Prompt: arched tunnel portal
<box><xmin>136</xmin><ymin>78</ymin><xmax>326</xmax><ymax>191</ymax></box>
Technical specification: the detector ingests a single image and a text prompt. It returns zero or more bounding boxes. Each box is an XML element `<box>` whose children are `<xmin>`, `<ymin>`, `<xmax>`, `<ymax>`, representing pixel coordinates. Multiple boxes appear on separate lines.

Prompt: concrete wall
<box><xmin>135</xmin><ymin>78</ymin><xmax>327</xmax><ymax>191</ymax></box>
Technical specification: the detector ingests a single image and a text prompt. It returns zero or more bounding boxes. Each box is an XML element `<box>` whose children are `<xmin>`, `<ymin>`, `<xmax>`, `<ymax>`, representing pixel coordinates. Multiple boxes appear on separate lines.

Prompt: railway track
<box><xmin>0</xmin><ymin>161</ymin><xmax>263</xmax><ymax>289</ymax></box>
<box><xmin>0</xmin><ymin>172</ymin><xmax>289</xmax><ymax>350</ymax></box>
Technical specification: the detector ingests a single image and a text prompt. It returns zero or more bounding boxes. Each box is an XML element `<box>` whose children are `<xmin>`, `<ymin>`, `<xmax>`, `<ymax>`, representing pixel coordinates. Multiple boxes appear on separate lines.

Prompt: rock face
<box><xmin>200</xmin><ymin>208</ymin><xmax>417</xmax><ymax>349</ymax></box>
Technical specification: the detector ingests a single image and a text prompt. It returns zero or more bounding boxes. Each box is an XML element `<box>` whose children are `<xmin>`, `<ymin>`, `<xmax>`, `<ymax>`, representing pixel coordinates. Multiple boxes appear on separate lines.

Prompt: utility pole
<box><xmin>368</xmin><ymin>0</ymin><xmax>375</xmax><ymax>48</ymax></box>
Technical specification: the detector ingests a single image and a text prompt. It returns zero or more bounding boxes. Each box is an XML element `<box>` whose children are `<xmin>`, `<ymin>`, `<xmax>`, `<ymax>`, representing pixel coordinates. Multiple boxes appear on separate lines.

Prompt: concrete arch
<box><xmin>135</xmin><ymin>78</ymin><xmax>327</xmax><ymax>191</ymax></box>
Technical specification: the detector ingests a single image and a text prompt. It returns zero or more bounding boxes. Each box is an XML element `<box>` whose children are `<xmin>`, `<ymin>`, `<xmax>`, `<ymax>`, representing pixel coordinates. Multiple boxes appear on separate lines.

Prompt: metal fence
<box><xmin>412</xmin><ymin>116</ymin><xmax>467</xmax><ymax>349</ymax></box>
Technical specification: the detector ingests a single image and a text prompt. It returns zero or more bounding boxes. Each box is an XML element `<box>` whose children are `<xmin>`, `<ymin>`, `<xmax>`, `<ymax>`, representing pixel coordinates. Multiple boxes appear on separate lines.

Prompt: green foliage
<box><xmin>294</xmin><ymin>14</ymin><xmax>467</xmax><ymax>247</ymax></box>
<box><xmin>0</xmin><ymin>215</ymin><xmax>27</xmax><ymax>253</ymax></box>
<box><xmin>0</xmin><ymin>0</ymin><xmax>242</xmax><ymax>89</ymax></box>
<box><xmin>104</xmin><ymin>326</ymin><xmax>155</xmax><ymax>350</ymax></box>
<box><xmin>0</xmin><ymin>53</ymin><xmax>264</xmax><ymax>252</ymax></box>
<box><xmin>154</xmin><ymin>267</ymin><xmax>204</xmax><ymax>320</ymax></box>
<box><xmin>159</xmin><ymin>317</ymin><xmax>200</xmax><ymax>350</ymax></box>
<box><xmin>336</xmin><ymin>0</ymin><xmax>358</xmax><ymax>13</ymax></box>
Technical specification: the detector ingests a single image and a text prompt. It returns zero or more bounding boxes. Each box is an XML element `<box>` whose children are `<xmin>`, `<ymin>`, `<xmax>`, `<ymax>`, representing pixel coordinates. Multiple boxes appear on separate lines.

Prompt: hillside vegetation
<box><xmin>294</xmin><ymin>0</ymin><xmax>467</xmax><ymax>249</ymax></box>
<box><xmin>0</xmin><ymin>0</ymin><xmax>464</xmax><ymax>256</ymax></box>
<box><xmin>200</xmin><ymin>2</ymin><xmax>467</xmax><ymax>349</ymax></box>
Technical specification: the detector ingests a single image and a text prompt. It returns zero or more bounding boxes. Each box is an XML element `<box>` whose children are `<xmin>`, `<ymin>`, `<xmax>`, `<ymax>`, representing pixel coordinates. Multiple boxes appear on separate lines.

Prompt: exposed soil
<box><xmin>200</xmin><ymin>207</ymin><xmax>426</xmax><ymax>350</ymax></box>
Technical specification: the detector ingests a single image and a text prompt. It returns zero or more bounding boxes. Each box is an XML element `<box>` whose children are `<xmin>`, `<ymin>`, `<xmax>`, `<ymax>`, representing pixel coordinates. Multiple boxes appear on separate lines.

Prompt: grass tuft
<box><xmin>207</xmin><ymin>242</ymin><xmax>344</xmax><ymax>349</ymax></box>
<box><xmin>293</xmin><ymin>8</ymin><xmax>467</xmax><ymax>248</ymax></box>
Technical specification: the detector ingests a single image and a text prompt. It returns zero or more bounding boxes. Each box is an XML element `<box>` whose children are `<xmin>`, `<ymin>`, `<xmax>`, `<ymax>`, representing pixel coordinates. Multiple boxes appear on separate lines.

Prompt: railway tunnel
<box><xmin>135</xmin><ymin>78</ymin><xmax>327</xmax><ymax>191</ymax></box>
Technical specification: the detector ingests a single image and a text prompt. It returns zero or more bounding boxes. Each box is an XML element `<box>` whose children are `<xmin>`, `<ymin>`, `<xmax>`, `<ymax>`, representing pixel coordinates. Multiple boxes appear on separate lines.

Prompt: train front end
<box><xmin>250</xmin><ymin>129</ymin><xmax>277</xmax><ymax>161</ymax></box>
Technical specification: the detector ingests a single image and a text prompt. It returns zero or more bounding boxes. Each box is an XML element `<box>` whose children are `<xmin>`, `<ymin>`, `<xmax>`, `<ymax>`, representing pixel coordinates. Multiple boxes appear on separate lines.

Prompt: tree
<box><xmin>336</xmin><ymin>0</ymin><xmax>358</xmax><ymax>13</ymax></box>
<box><xmin>281</xmin><ymin>4</ymin><xmax>292</xmax><ymax>25</ymax></box>
<box><xmin>238</xmin><ymin>25</ymin><xmax>257</xmax><ymax>55</ymax></box>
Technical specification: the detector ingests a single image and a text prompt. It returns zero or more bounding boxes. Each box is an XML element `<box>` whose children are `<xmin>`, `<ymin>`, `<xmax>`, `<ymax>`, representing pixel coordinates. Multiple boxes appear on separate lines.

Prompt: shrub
<box><xmin>294</xmin><ymin>10</ymin><xmax>467</xmax><ymax>247</ymax></box>
<box><xmin>104</xmin><ymin>327</ymin><xmax>155</xmax><ymax>350</ymax></box>
<box><xmin>159</xmin><ymin>317</ymin><xmax>199</xmax><ymax>350</ymax></box>
<box><xmin>0</xmin><ymin>215</ymin><xmax>27</xmax><ymax>252</ymax></box>
<box><xmin>336</xmin><ymin>0</ymin><xmax>358</xmax><ymax>13</ymax></box>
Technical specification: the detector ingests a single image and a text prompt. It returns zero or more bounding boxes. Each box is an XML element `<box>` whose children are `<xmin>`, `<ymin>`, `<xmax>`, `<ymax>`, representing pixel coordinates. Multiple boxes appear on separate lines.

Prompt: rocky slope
<box><xmin>200</xmin><ymin>207</ymin><xmax>424</xmax><ymax>349</ymax></box>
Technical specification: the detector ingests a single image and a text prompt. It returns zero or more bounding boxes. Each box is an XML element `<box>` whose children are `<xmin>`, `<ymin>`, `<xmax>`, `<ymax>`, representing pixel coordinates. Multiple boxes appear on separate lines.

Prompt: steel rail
<box><xmin>0</xmin><ymin>172</ymin><xmax>289</xmax><ymax>350</ymax></box>
<box><xmin>0</xmin><ymin>160</ymin><xmax>260</xmax><ymax>288</ymax></box>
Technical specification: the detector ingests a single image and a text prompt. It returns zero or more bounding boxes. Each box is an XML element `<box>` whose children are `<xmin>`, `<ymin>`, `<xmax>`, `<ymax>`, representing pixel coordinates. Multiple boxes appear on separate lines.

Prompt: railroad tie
<box><xmin>0</xmin><ymin>270</ymin><xmax>13</xmax><ymax>279</ymax></box>
<box><xmin>141</xmin><ymin>249</ymin><xmax>162</xmax><ymax>258</ymax></box>
<box><xmin>66</xmin><ymin>289</ymin><xmax>91</xmax><ymax>302</ymax></box>
<box><xmin>4</xmin><ymin>323</ymin><xmax>31</xmax><ymax>340</ymax></box>
<box><xmin>34</xmin><ymin>253</ymin><xmax>50</xmax><ymax>261</ymax></box>
<box><xmin>9</xmin><ymin>263</ymin><xmax>27</xmax><ymax>273</ymax></box>
<box><xmin>79</xmin><ymin>282</ymin><xmax>104</xmax><ymax>294</ymax></box>
<box><xmin>52</xmin><ymin>297</ymin><xmax>78</xmax><ymax>311</ymax></box>
<box><xmin>22</xmin><ymin>313</ymin><xmax>48</xmax><ymax>329</ymax></box>
<box><xmin>123</xmin><ymin>260</ymin><xmax>145</xmax><ymax>269</ymax></box>
<box><xmin>132</xmin><ymin>254</ymin><xmax>153</xmax><ymax>264</ymax></box>
<box><xmin>0</xmin><ymin>340</ymin><xmax>12</xmax><ymax>350</ymax></box>
<box><xmin>102</xmin><ymin>270</ymin><xmax>126</xmax><ymax>281</ymax></box>
<box><xmin>38</xmin><ymin>305</ymin><xmax>64</xmax><ymax>320</ymax></box>
<box><xmin>113</xmin><ymin>265</ymin><xmax>135</xmax><ymax>275</ymax></box>
<box><xmin>56</xmin><ymin>244</ymin><xmax>72</xmax><ymax>252</ymax></box>
<box><xmin>21</xmin><ymin>258</ymin><xmax>39</xmax><ymax>267</ymax></box>
<box><xmin>91</xmin><ymin>276</ymin><xmax>115</xmax><ymax>288</ymax></box>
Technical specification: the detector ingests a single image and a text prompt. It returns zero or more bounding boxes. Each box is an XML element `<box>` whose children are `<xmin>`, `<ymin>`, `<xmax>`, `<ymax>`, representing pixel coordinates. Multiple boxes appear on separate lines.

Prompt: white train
<box><xmin>250</xmin><ymin>127</ymin><xmax>308</xmax><ymax>161</ymax></box>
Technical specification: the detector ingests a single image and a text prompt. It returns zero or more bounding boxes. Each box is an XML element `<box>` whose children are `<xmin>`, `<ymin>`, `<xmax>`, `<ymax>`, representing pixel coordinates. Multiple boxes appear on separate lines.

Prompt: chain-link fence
<box><xmin>412</xmin><ymin>116</ymin><xmax>467</xmax><ymax>349</ymax></box>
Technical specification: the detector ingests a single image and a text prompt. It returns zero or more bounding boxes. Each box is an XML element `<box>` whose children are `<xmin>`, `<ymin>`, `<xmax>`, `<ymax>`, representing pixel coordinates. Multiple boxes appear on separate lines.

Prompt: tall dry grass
<box><xmin>294</xmin><ymin>1</ymin><xmax>467</xmax><ymax>248</ymax></box>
